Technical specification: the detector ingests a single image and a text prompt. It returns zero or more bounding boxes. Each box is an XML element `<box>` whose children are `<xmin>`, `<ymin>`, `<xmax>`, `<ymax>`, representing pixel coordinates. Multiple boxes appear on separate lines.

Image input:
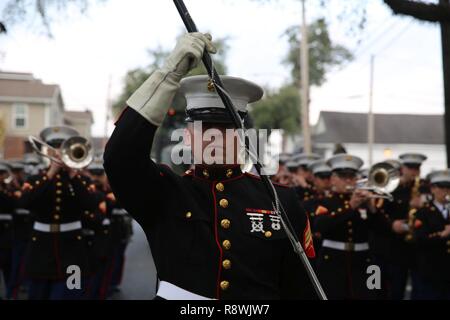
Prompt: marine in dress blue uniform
<box><xmin>104</xmin><ymin>33</ymin><xmax>316</xmax><ymax>300</ymax></box>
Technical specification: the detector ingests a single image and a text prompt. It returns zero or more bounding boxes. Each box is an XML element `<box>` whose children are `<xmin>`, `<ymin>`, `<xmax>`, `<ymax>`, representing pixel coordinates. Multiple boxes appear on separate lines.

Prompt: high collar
<box><xmin>192</xmin><ymin>164</ymin><xmax>243</xmax><ymax>181</ymax></box>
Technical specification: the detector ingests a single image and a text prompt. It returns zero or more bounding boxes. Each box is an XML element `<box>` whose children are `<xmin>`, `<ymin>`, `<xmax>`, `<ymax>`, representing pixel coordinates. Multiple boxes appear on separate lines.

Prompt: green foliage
<box><xmin>1</xmin><ymin>0</ymin><xmax>104</xmax><ymax>36</ymax></box>
<box><xmin>250</xmin><ymin>85</ymin><xmax>300</xmax><ymax>134</ymax></box>
<box><xmin>284</xmin><ymin>18</ymin><xmax>353</xmax><ymax>87</ymax></box>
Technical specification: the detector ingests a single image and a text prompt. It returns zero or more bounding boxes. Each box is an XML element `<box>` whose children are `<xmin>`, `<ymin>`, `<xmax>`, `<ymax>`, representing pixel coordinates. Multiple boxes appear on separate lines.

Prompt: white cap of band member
<box><xmin>39</xmin><ymin>126</ymin><xmax>79</xmax><ymax>147</ymax></box>
<box><xmin>327</xmin><ymin>154</ymin><xmax>364</xmax><ymax>172</ymax></box>
<box><xmin>177</xmin><ymin>75</ymin><xmax>264</xmax><ymax>124</ymax></box>
<box><xmin>399</xmin><ymin>153</ymin><xmax>427</xmax><ymax>165</ymax></box>
<box><xmin>428</xmin><ymin>169</ymin><xmax>450</xmax><ymax>185</ymax></box>
<box><xmin>308</xmin><ymin>160</ymin><xmax>331</xmax><ymax>176</ymax></box>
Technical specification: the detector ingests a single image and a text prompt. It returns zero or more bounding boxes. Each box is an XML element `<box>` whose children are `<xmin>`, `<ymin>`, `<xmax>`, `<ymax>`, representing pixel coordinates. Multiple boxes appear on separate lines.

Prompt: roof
<box><xmin>313</xmin><ymin>111</ymin><xmax>444</xmax><ymax>145</ymax></box>
<box><xmin>0</xmin><ymin>71</ymin><xmax>60</xmax><ymax>100</ymax></box>
<box><xmin>64</xmin><ymin>110</ymin><xmax>94</xmax><ymax>123</ymax></box>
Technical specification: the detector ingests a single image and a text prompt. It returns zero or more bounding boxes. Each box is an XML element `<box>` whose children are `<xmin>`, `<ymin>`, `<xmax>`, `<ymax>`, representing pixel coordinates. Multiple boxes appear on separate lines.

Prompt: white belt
<box><xmin>33</xmin><ymin>221</ymin><xmax>82</xmax><ymax>233</ymax></box>
<box><xmin>112</xmin><ymin>208</ymin><xmax>127</xmax><ymax>216</ymax></box>
<box><xmin>102</xmin><ymin>218</ymin><xmax>111</xmax><ymax>226</ymax></box>
<box><xmin>157</xmin><ymin>281</ymin><xmax>214</xmax><ymax>300</ymax></box>
<box><xmin>15</xmin><ymin>209</ymin><xmax>30</xmax><ymax>215</ymax></box>
<box><xmin>322</xmin><ymin>239</ymin><xmax>369</xmax><ymax>252</ymax></box>
<box><xmin>0</xmin><ymin>213</ymin><xmax>13</xmax><ymax>221</ymax></box>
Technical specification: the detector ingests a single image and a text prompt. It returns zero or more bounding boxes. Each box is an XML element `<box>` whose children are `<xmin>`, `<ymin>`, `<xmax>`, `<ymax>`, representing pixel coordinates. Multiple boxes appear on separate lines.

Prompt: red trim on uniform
<box><xmin>302</xmin><ymin>218</ymin><xmax>315</xmax><ymax>258</ymax></box>
<box><xmin>211</xmin><ymin>181</ymin><xmax>224</xmax><ymax>300</ymax></box>
<box><xmin>245</xmin><ymin>208</ymin><xmax>275</xmax><ymax>214</ymax></box>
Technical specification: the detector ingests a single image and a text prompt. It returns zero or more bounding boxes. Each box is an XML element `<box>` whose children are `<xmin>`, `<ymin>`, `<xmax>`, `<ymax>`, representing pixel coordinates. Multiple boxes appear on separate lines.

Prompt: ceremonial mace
<box><xmin>173</xmin><ymin>0</ymin><xmax>327</xmax><ymax>300</ymax></box>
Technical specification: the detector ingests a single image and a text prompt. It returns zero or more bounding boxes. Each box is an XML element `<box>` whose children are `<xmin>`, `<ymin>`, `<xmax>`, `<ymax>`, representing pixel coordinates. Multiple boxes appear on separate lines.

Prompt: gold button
<box><xmin>56</xmin><ymin>174</ymin><xmax>61</xmax><ymax>179</ymax></box>
<box><xmin>55</xmin><ymin>206</ymin><xmax>60</xmax><ymax>211</ymax></box>
<box><xmin>56</xmin><ymin>198</ymin><xmax>61</xmax><ymax>203</ymax></box>
<box><xmin>265</xmin><ymin>231</ymin><xmax>272</xmax><ymax>238</ymax></box>
<box><xmin>347</xmin><ymin>221</ymin><xmax>352</xmax><ymax>226</ymax></box>
<box><xmin>222</xmin><ymin>259</ymin><xmax>231</xmax><ymax>269</ymax></box>
<box><xmin>222</xmin><ymin>240</ymin><xmax>231</xmax><ymax>250</ymax></box>
<box><xmin>345</xmin><ymin>204</ymin><xmax>350</xmax><ymax>209</ymax></box>
<box><xmin>90</xmin><ymin>213</ymin><xmax>95</xmax><ymax>219</ymax></box>
<box><xmin>56</xmin><ymin>190</ymin><xmax>62</xmax><ymax>195</ymax></box>
<box><xmin>226</xmin><ymin>169</ymin><xmax>233</xmax><ymax>178</ymax></box>
<box><xmin>348</xmin><ymin>229</ymin><xmax>353</xmax><ymax>234</ymax></box>
<box><xmin>216</xmin><ymin>183</ymin><xmax>224</xmax><ymax>192</ymax></box>
<box><xmin>304</xmin><ymin>197</ymin><xmax>309</xmax><ymax>201</ymax></box>
<box><xmin>220</xmin><ymin>281</ymin><xmax>229</xmax><ymax>291</ymax></box>
<box><xmin>338</xmin><ymin>208</ymin><xmax>343</xmax><ymax>213</ymax></box>
<box><xmin>54</xmin><ymin>214</ymin><xmax>60</xmax><ymax>220</ymax></box>
<box><xmin>32</xmin><ymin>236</ymin><xmax>37</xmax><ymax>242</ymax></box>
<box><xmin>185</xmin><ymin>211</ymin><xmax>192</xmax><ymax>219</ymax></box>
<box><xmin>77</xmin><ymin>235</ymin><xmax>82</xmax><ymax>240</ymax></box>
<box><xmin>324</xmin><ymin>255</ymin><xmax>329</xmax><ymax>260</ymax></box>
<box><xmin>447</xmin><ymin>240</ymin><xmax>450</xmax><ymax>246</ymax></box>
<box><xmin>221</xmin><ymin>219</ymin><xmax>231</xmax><ymax>229</ymax></box>
<box><xmin>447</xmin><ymin>248</ymin><xmax>450</xmax><ymax>254</ymax></box>
<box><xmin>219</xmin><ymin>199</ymin><xmax>229</xmax><ymax>208</ymax></box>
<box><xmin>56</xmin><ymin>182</ymin><xmax>62</xmax><ymax>187</ymax></box>
<box><xmin>202</xmin><ymin>169</ymin><xmax>209</xmax><ymax>178</ymax></box>
<box><xmin>35</xmin><ymin>180</ymin><xmax>40</xmax><ymax>185</ymax></box>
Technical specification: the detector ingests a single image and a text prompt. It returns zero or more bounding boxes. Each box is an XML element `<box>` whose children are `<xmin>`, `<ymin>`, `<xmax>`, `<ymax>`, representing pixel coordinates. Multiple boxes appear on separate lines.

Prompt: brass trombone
<box><xmin>347</xmin><ymin>161</ymin><xmax>400</xmax><ymax>201</ymax></box>
<box><xmin>28</xmin><ymin>135</ymin><xmax>93</xmax><ymax>170</ymax></box>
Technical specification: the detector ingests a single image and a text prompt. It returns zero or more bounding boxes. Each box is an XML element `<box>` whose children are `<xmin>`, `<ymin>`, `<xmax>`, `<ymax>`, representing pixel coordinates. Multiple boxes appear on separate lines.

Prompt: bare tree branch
<box><xmin>384</xmin><ymin>0</ymin><xmax>450</xmax><ymax>22</ymax></box>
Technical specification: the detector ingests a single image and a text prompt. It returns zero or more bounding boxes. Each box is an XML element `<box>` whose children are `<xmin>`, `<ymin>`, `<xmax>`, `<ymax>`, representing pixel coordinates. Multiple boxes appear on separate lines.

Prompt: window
<box><xmin>13</xmin><ymin>103</ymin><xmax>28</xmax><ymax>129</ymax></box>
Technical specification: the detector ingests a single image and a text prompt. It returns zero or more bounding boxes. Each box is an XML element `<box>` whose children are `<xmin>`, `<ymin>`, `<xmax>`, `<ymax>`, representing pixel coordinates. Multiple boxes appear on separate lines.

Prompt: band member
<box><xmin>0</xmin><ymin>162</ymin><xmax>15</xmax><ymax>299</ymax></box>
<box><xmin>314</xmin><ymin>154</ymin><xmax>389</xmax><ymax>299</ymax></box>
<box><xmin>21</xmin><ymin>126</ymin><xmax>96</xmax><ymax>300</ymax></box>
<box><xmin>286</xmin><ymin>153</ymin><xmax>321</xmax><ymax>202</ymax></box>
<box><xmin>384</xmin><ymin>153</ymin><xmax>427</xmax><ymax>300</ymax></box>
<box><xmin>413</xmin><ymin>170</ymin><xmax>450</xmax><ymax>299</ymax></box>
<box><xmin>104</xmin><ymin>33</ymin><xmax>316</xmax><ymax>299</ymax></box>
<box><xmin>83</xmin><ymin>160</ymin><xmax>114</xmax><ymax>300</ymax></box>
<box><xmin>7</xmin><ymin>161</ymin><xmax>33</xmax><ymax>299</ymax></box>
<box><xmin>303</xmin><ymin>160</ymin><xmax>332</xmax><ymax>254</ymax></box>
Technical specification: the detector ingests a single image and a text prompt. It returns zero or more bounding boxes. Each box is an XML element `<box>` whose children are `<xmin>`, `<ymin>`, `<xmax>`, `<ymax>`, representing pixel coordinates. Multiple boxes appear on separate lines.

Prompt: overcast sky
<box><xmin>0</xmin><ymin>0</ymin><xmax>443</xmax><ymax>136</ymax></box>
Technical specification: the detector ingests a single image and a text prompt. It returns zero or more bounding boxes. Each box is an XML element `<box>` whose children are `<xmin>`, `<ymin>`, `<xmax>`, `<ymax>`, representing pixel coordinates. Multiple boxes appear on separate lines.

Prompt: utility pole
<box><xmin>440</xmin><ymin>0</ymin><xmax>450</xmax><ymax>167</ymax></box>
<box><xmin>368</xmin><ymin>55</ymin><xmax>375</xmax><ymax>166</ymax></box>
<box><xmin>300</xmin><ymin>0</ymin><xmax>311</xmax><ymax>154</ymax></box>
<box><xmin>104</xmin><ymin>75</ymin><xmax>112</xmax><ymax>148</ymax></box>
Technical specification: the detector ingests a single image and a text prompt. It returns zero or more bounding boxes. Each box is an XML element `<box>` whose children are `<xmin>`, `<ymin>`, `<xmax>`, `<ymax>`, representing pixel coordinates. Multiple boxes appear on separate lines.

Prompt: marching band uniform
<box><xmin>413</xmin><ymin>170</ymin><xmax>450</xmax><ymax>299</ymax></box>
<box><xmin>104</xmin><ymin>33</ymin><xmax>316</xmax><ymax>299</ymax></box>
<box><xmin>0</xmin><ymin>162</ymin><xmax>16</xmax><ymax>299</ymax></box>
<box><xmin>314</xmin><ymin>154</ymin><xmax>389</xmax><ymax>299</ymax></box>
<box><xmin>21</xmin><ymin>126</ymin><xmax>96</xmax><ymax>300</ymax></box>
<box><xmin>382</xmin><ymin>153</ymin><xmax>427</xmax><ymax>300</ymax></box>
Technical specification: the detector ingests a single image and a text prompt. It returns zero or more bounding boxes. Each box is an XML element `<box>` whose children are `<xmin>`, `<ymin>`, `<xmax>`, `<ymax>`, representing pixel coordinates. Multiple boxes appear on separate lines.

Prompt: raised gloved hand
<box><xmin>127</xmin><ymin>33</ymin><xmax>216</xmax><ymax>126</ymax></box>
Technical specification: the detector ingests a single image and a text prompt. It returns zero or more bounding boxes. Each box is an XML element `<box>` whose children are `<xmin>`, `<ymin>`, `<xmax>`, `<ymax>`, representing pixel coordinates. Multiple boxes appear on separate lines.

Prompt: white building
<box><xmin>287</xmin><ymin>111</ymin><xmax>447</xmax><ymax>175</ymax></box>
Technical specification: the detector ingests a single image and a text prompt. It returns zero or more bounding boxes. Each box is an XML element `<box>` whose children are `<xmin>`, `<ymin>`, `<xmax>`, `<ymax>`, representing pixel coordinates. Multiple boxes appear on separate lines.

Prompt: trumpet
<box><xmin>347</xmin><ymin>161</ymin><xmax>400</xmax><ymax>201</ymax></box>
<box><xmin>28</xmin><ymin>135</ymin><xmax>94</xmax><ymax>170</ymax></box>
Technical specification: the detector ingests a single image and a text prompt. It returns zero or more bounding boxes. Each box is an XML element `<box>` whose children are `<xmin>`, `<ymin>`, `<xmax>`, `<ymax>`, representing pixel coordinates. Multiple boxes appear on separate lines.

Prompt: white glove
<box><xmin>127</xmin><ymin>33</ymin><xmax>216</xmax><ymax>126</ymax></box>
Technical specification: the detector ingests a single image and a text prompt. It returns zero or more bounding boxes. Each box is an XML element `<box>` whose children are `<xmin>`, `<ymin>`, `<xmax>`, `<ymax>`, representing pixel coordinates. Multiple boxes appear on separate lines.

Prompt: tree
<box><xmin>383</xmin><ymin>0</ymin><xmax>450</xmax><ymax>166</ymax></box>
<box><xmin>284</xmin><ymin>18</ymin><xmax>353</xmax><ymax>87</ymax></box>
<box><xmin>0</xmin><ymin>0</ymin><xmax>103</xmax><ymax>36</ymax></box>
<box><xmin>250</xmin><ymin>19</ymin><xmax>352</xmax><ymax>139</ymax></box>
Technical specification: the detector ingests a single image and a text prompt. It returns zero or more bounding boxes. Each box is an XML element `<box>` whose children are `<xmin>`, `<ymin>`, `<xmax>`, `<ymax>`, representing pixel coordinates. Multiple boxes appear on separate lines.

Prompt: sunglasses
<box><xmin>315</xmin><ymin>173</ymin><xmax>331</xmax><ymax>179</ymax></box>
<box><xmin>335</xmin><ymin>170</ymin><xmax>357</xmax><ymax>179</ymax></box>
<box><xmin>404</xmin><ymin>164</ymin><xmax>421</xmax><ymax>170</ymax></box>
<box><xmin>433</xmin><ymin>182</ymin><xmax>450</xmax><ymax>189</ymax></box>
